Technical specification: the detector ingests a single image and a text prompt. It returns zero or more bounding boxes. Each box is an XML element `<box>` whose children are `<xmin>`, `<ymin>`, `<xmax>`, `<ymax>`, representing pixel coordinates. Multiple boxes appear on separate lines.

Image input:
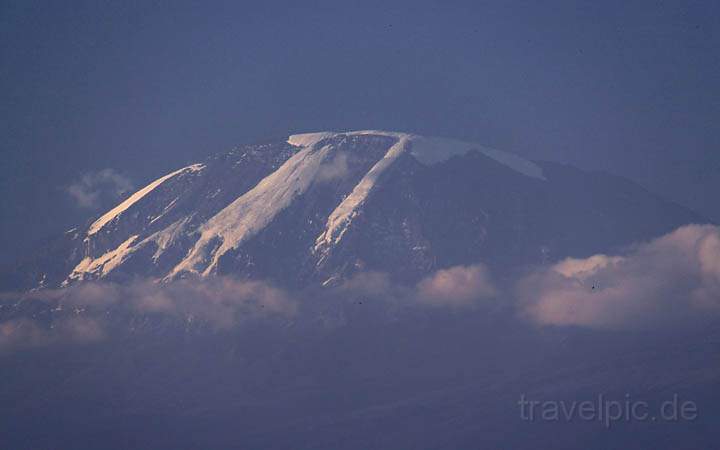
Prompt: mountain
<box><xmin>4</xmin><ymin>130</ymin><xmax>703</xmax><ymax>290</ymax></box>
<box><xmin>1</xmin><ymin>130</ymin><xmax>718</xmax><ymax>450</ymax></box>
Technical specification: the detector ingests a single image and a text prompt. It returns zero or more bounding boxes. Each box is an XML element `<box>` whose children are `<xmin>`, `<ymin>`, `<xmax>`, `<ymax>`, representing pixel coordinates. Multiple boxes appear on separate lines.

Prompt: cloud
<box><xmin>0</xmin><ymin>319</ymin><xmax>50</xmax><ymax>351</ymax></box>
<box><xmin>0</xmin><ymin>277</ymin><xmax>297</xmax><ymax>353</ymax></box>
<box><xmin>316</xmin><ymin>152</ymin><xmax>350</xmax><ymax>183</ymax></box>
<box><xmin>66</xmin><ymin>169</ymin><xmax>134</xmax><ymax>209</ymax></box>
<box><xmin>10</xmin><ymin>222</ymin><xmax>717</xmax><ymax>352</ymax></box>
<box><xmin>416</xmin><ymin>264</ymin><xmax>497</xmax><ymax>307</ymax></box>
<box><xmin>329</xmin><ymin>265</ymin><xmax>498</xmax><ymax>308</ymax></box>
<box><xmin>126</xmin><ymin>278</ymin><xmax>297</xmax><ymax>329</ymax></box>
<box><xmin>518</xmin><ymin>224</ymin><xmax>720</xmax><ymax>329</ymax></box>
<box><xmin>56</xmin><ymin>316</ymin><xmax>105</xmax><ymax>341</ymax></box>
<box><xmin>336</xmin><ymin>271</ymin><xmax>396</xmax><ymax>298</ymax></box>
<box><xmin>0</xmin><ymin>317</ymin><xmax>104</xmax><ymax>353</ymax></box>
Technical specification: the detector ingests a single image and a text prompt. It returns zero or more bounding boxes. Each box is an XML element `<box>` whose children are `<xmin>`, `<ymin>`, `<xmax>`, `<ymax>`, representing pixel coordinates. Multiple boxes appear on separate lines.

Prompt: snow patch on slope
<box><xmin>65</xmin><ymin>235</ymin><xmax>139</xmax><ymax>284</ymax></box>
<box><xmin>87</xmin><ymin>164</ymin><xmax>204</xmax><ymax>236</ymax></box>
<box><xmin>149</xmin><ymin>197</ymin><xmax>180</xmax><ymax>225</ymax></box>
<box><xmin>143</xmin><ymin>217</ymin><xmax>191</xmax><ymax>263</ymax></box>
<box><xmin>287</xmin><ymin>132</ymin><xmax>336</xmax><ymax>148</ymax></box>
<box><xmin>65</xmin><ymin>216</ymin><xmax>193</xmax><ymax>284</ymax></box>
<box><xmin>169</xmin><ymin>143</ymin><xmax>335</xmax><ymax>277</ymax></box>
<box><xmin>314</xmin><ymin>134</ymin><xmax>410</xmax><ymax>255</ymax></box>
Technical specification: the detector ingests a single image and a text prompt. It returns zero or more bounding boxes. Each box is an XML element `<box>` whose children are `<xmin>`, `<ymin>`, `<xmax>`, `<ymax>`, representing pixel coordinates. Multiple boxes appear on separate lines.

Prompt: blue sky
<box><xmin>1</xmin><ymin>0</ymin><xmax>719</xmax><ymax>261</ymax></box>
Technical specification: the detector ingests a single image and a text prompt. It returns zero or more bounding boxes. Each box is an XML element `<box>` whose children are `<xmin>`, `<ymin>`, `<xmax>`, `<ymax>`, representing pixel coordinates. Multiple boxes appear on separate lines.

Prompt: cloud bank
<box><xmin>0</xmin><ymin>264</ymin><xmax>500</xmax><ymax>353</ymax></box>
<box><xmin>518</xmin><ymin>224</ymin><xmax>720</xmax><ymax>329</ymax></box>
<box><xmin>0</xmin><ymin>317</ymin><xmax>104</xmax><ymax>352</ymax></box>
<box><xmin>0</xmin><ymin>277</ymin><xmax>296</xmax><ymax>353</ymax></box>
<box><xmin>4</xmin><ymin>224</ymin><xmax>719</xmax><ymax>352</ymax></box>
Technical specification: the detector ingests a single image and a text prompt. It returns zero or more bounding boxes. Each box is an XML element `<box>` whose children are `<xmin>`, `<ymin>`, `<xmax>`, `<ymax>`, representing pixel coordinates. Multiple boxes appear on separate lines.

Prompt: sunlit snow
<box><xmin>65</xmin><ymin>235</ymin><xmax>140</xmax><ymax>283</ymax></box>
<box><xmin>87</xmin><ymin>164</ymin><xmax>204</xmax><ymax>236</ymax></box>
<box><xmin>169</xmin><ymin>142</ymin><xmax>334</xmax><ymax>277</ymax></box>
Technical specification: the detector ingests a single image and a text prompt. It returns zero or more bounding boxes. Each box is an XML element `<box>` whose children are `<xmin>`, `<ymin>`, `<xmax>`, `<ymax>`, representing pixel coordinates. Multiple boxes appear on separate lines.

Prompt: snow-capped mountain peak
<box><xmin>3</xmin><ymin>130</ymin><xmax>700</xmax><ymax>290</ymax></box>
<box><xmin>288</xmin><ymin>130</ymin><xmax>546</xmax><ymax>179</ymax></box>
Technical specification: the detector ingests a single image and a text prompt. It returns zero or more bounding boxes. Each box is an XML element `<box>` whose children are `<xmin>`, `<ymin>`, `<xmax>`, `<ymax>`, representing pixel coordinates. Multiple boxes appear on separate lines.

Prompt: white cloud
<box><xmin>331</xmin><ymin>265</ymin><xmax>498</xmax><ymax>308</ymax></box>
<box><xmin>518</xmin><ymin>224</ymin><xmax>720</xmax><ymax>329</ymax></box>
<box><xmin>336</xmin><ymin>271</ymin><xmax>395</xmax><ymax>297</ymax></box>
<box><xmin>416</xmin><ymin>264</ymin><xmax>497</xmax><ymax>307</ymax></box>
<box><xmin>126</xmin><ymin>278</ymin><xmax>297</xmax><ymax>329</ymax></box>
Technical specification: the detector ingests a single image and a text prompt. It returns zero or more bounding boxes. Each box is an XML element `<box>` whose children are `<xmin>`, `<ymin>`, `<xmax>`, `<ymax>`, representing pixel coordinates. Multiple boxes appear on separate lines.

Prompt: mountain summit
<box><xmin>6</xmin><ymin>130</ymin><xmax>702</xmax><ymax>290</ymax></box>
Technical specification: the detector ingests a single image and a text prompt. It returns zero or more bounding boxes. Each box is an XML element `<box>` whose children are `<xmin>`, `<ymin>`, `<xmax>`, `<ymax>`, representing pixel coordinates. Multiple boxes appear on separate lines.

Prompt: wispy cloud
<box><xmin>66</xmin><ymin>169</ymin><xmax>134</xmax><ymax>209</ymax></box>
<box><xmin>315</xmin><ymin>152</ymin><xmax>350</xmax><ymax>183</ymax></box>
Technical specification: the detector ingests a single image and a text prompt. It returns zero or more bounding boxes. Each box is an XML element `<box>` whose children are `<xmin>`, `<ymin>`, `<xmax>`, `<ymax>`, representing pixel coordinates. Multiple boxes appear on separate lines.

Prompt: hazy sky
<box><xmin>1</xmin><ymin>0</ymin><xmax>719</xmax><ymax>262</ymax></box>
